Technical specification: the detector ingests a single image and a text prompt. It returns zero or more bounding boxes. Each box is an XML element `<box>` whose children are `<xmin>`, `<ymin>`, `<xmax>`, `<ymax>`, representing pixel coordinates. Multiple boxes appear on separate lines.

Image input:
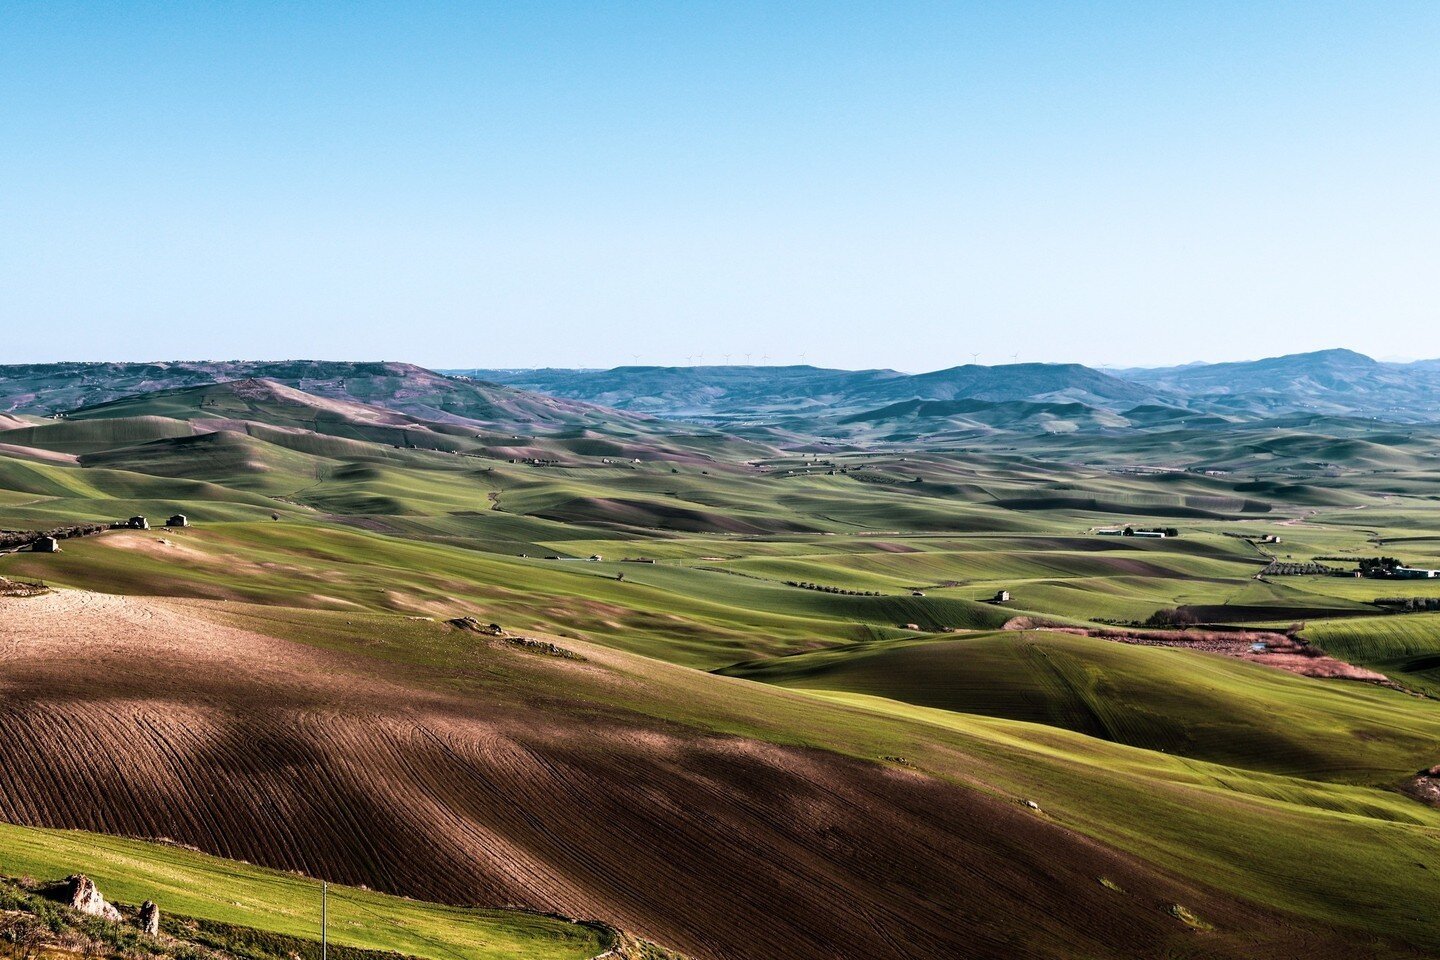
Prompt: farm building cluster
<box><xmin>1</xmin><ymin>515</ymin><xmax>191</xmax><ymax>556</ymax></box>
<box><xmin>1095</xmin><ymin>526</ymin><xmax>1179</xmax><ymax>538</ymax></box>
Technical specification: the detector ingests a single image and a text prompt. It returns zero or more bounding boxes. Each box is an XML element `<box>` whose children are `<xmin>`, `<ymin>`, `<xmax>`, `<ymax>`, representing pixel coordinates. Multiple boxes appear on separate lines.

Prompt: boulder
<box><xmin>67</xmin><ymin>874</ymin><xmax>122</xmax><ymax>923</ymax></box>
<box><xmin>139</xmin><ymin>900</ymin><xmax>160</xmax><ymax>936</ymax></box>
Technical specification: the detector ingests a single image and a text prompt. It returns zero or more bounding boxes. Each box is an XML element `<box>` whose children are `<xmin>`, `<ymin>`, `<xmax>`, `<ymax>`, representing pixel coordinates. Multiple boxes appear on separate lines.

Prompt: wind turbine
<box><xmin>970</xmin><ymin>352</ymin><xmax>980</xmax><ymax>365</ymax></box>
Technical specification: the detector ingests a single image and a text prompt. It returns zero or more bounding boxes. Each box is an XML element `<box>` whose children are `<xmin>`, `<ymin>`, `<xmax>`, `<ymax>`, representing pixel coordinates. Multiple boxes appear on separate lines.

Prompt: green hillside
<box><xmin>0</xmin><ymin>822</ymin><xmax>605</xmax><ymax>960</ymax></box>
<box><xmin>1304</xmin><ymin>613</ymin><xmax>1440</xmax><ymax>696</ymax></box>
<box><xmin>722</xmin><ymin>629</ymin><xmax>1440</xmax><ymax>779</ymax></box>
<box><xmin>5</xmin><ymin>372</ymin><xmax>1440</xmax><ymax>958</ymax></box>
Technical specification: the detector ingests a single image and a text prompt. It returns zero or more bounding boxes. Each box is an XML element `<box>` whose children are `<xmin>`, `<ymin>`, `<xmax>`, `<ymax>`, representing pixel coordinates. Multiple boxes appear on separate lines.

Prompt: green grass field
<box><xmin>722</xmin><ymin>628</ymin><xmax>1440</xmax><ymax>780</ymax></box>
<box><xmin>0</xmin><ymin>822</ymin><xmax>605</xmax><ymax>960</ymax></box>
<box><xmin>1304</xmin><ymin>613</ymin><xmax>1440</xmax><ymax>696</ymax></box>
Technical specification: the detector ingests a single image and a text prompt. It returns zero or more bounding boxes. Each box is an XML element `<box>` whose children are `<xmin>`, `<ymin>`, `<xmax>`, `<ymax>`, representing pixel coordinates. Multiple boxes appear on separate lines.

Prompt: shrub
<box><xmin>1144</xmin><ymin>607</ymin><xmax>1200</xmax><ymax>628</ymax></box>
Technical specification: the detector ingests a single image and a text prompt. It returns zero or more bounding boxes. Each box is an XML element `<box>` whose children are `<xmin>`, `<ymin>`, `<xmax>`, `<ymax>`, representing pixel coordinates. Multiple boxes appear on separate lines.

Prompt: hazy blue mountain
<box><xmin>466</xmin><ymin>350</ymin><xmax>1440</xmax><ymax>428</ymax></box>
<box><xmin>1122</xmin><ymin>349</ymin><xmax>1440</xmax><ymax>420</ymax></box>
<box><xmin>456</xmin><ymin>365</ymin><xmax>906</xmax><ymax>417</ymax></box>
<box><xmin>0</xmin><ymin>361</ymin><xmax>655</xmax><ymax>433</ymax></box>
<box><xmin>851</xmin><ymin>362</ymin><xmax>1156</xmax><ymax>407</ymax></box>
<box><xmin>459</xmin><ymin>362</ymin><xmax>1167</xmax><ymax>420</ymax></box>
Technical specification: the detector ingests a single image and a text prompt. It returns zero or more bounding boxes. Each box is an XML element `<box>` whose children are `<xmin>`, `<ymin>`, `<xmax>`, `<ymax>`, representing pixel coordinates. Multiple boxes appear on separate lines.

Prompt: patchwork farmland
<box><xmin>2</xmin><ymin>361</ymin><xmax>1440</xmax><ymax>958</ymax></box>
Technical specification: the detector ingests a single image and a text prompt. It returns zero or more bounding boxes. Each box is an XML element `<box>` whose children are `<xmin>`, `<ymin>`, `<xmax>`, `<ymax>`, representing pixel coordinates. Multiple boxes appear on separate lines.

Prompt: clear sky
<box><xmin>4</xmin><ymin>1</ymin><xmax>1439</xmax><ymax>371</ymax></box>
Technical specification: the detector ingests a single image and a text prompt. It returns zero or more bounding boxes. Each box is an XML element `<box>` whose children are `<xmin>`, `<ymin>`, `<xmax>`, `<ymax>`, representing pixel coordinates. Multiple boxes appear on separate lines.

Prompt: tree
<box><xmin>1144</xmin><ymin>607</ymin><xmax>1200</xmax><ymax>628</ymax></box>
<box><xmin>1359</xmin><ymin>557</ymin><xmax>1404</xmax><ymax>577</ymax></box>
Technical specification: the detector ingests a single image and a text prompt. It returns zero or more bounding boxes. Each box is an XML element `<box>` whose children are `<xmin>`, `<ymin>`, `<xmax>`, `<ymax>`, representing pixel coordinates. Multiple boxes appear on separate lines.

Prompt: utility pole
<box><xmin>321</xmin><ymin>880</ymin><xmax>328</xmax><ymax>960</ymax></box>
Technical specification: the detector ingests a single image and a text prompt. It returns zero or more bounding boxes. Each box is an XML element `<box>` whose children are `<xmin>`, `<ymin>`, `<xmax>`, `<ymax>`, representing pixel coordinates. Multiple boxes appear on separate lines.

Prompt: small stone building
<box><xmin>166</xmin><ymin>514</ymin><xmax>189</xmax><ymax>528</ymax></box>
<box><xmin>127</xmin><ymin>516</ymin><xmax>150</xmax><ymax>530</ymax></box>
<box><xmin>33</xmin><ymin>536</ymin><xmax>59</xmax><ymax>553</ymax></box>
<box><xmin>993</xmin><ymin>589</ymin><xmax>1011</xmax><ymax>603</ymax></box>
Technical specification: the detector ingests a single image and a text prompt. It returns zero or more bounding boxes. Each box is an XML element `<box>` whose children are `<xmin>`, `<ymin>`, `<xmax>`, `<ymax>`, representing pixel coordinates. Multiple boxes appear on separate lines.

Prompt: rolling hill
<box><xmin>461</xmin><ymin>363</ymin><xmax>1167</xmax><ymax>421</ymax></box>
<box><xmin>1121</xmin><ymin>349</ymin><xmax>1440</xmax><ymax>420</ymax></box>
<box><xmin>465</xmin><ymin>350</ymin><xmax>1440</xmax><ymax>429</ymax></box>
<box><xmin>721</xmin><ymin>629</ymin><xmax>1440</xmax><ymax>778</ymax></box>
<box><xmin>4</xmin><ymin>358</ymin><xmax>1440</xmax><ymax>959</ymax></box>
<box><xmin>1</xmin><ymin>588</ymin><xmax>1433</xmax><ymax>960</ymax></box>
<box><xmin>0</xmin><ymin>822</ymin><xmax>608</xmax><ymax>960</ymax></box>
<box><xmin>830</xmin><ymin>397</ymin><xmax>1133</xmax><ymax>440</ymax></box>
<box><xmin>0</xmin><ymin>360</ymin><xmax>651</xmax><ymax>434</ymax></box>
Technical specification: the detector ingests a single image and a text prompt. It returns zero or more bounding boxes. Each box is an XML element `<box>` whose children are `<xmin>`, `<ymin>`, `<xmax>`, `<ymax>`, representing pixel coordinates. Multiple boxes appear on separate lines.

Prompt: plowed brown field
<box><xmin>0</xmin><ymin>591</ymin><xmax>1414</xmax><ymax>959</ymax></box>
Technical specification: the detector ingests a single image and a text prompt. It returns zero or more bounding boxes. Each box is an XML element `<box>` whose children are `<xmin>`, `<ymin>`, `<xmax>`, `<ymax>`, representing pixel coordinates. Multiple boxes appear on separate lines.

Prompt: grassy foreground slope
<box><xmin>1</xmin><ymin>589</ymin><xmax>1437</xmax><ymax>959</ymax></box>
<box><xmin>0</xmin><ymin>822</ymin><xmax>605</xmax><ymax>960</ymax></box>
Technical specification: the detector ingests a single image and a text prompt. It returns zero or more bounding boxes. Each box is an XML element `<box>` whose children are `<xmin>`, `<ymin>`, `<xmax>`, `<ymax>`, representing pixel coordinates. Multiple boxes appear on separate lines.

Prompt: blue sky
<box><xmin>4</xmin><ymin>1</ymin><xmax>1439</xmax><ymax>370</ymax></box>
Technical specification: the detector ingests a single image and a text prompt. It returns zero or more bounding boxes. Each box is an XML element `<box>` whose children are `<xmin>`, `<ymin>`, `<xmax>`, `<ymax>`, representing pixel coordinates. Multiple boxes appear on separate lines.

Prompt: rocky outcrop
<box><xmin>1404</xmin><ymin>765</ymin><xmax>1440</xmax><ymax>807</ymax></box>
<box><xmin>66</xmin><ymin>874</ymin><xmax>121</xmax><ymax>923</ymax></box>
<box><xmin>139</xmin><ymin>899</ymin><xmax>160</xmax><ymax>936</ymax></box>
<box><xmin>0</xmin><ymin>576</ymin><xmax>49</xmax><ymax>597</ymax></box>
<box><xmin>448</xmin><ymin>616</ymin><xmax>504</xmax><ymax>635</ymax></box>
<box><xmin>504</xmin><ymin>636</ymin><xmax>586</xmax><ymax>660</ymax></box>
<box><xmin>599</xmin><ymin>930</ymin><xmax>691</xmax><ymax>959</ymax></box>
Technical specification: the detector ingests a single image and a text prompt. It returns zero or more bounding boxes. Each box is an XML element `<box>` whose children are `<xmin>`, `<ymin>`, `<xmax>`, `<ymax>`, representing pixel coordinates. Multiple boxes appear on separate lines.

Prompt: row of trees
<box><xmin>1261</xmin><ymin>561</ymin><xmax>1336</xmax><ymax>576</ymax></box>
<box><xmin>784</xmin><ymin>580</ymin><xmax>884</xmax><ymax>597</ymax></box>
<box><xmin>0</xmin><ymin>522</ymin><xmax>110</xmax><ymax>551</ymax></box>
<box><xmin>1374</xmin><ymin>597</ymin><xmax>1440</xmax><ymax>611</ymax></box>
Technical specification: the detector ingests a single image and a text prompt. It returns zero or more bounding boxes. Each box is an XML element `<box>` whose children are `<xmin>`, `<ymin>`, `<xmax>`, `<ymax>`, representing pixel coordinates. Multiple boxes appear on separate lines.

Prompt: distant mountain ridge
<box><xmin>458</xmin><ymin>362</ymin><xmax>1164</xmax><ymax>419</ymax></box>
<box><xmin>0</xmin><ymin>360</ymin><xmax>655</xmax><ymax>434</ymax></box>
<box><xmin>459</xmin><ymin>349</ymin><xmax>1440</xmax><ymax>429</ymax></box>
<box><xmin>1122</xmin><ymin>349</ymin><xmax>1440</xmax><ymax>419</ymax></box>
<box><xmin>7</xmin><ymin>350</ymin><xmax>1440</xmax><ymax>446</ymax></box>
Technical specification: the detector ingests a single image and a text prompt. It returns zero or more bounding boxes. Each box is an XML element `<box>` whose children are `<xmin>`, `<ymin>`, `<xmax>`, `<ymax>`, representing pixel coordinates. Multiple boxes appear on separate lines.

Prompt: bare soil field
<box><xmin>0</xmin><ymin>590</ymin><xmax>1403</xmax><ymax>960</ymax></box>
